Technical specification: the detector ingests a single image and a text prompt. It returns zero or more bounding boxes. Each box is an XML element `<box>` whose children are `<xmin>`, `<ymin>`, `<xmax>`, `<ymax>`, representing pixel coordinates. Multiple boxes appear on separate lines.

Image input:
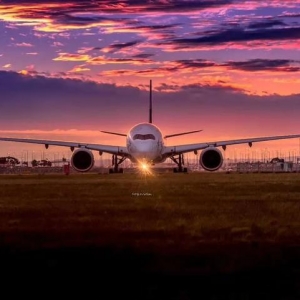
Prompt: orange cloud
<box><xmin>18</xmin><ymin>64</ymin><xmax>37</xmax><ymax>76</ymax></box>
<box><xmin>53</xmin><ymin>53</ymin><xmax>91</xmax><ymax>62</ymax></box>
<box><xmin>0</xmin><ymin>4</ymin><xmax>74</xmax><ymax>31</ymax></box>
<box><xmin>18</xmin><ymin>70</ymin><xmax>29</xmax><ymax>75</ymax></box>
<box><xmin>88</xmin><ymin>56</ymin><xmax>155</xmax><ymax>66</ymax></box>
<box><xmin>69</xmin><ymin>65</ymin><xmax>91</xmax><ymax>73</ymax></box>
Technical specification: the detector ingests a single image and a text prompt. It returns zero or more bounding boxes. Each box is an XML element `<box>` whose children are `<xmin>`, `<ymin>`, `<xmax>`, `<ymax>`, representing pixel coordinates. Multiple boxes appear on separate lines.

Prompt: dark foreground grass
<box><xmin>1</xmin><ymin>172</ymin><xmax>300</xmax><ymax>298</ymax></box>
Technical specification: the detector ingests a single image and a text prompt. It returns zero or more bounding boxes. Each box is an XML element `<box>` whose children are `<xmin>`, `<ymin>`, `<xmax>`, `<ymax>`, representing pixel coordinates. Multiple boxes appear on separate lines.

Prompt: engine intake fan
<box><xmin>199</xmin><ymin>147</ymin><xmax>223</xmax><ymax>171</ymax></box>
<box><xmin>71</xmin><ymin>148</ymin><xmax>94</xmax><ymax>172</ymax></box>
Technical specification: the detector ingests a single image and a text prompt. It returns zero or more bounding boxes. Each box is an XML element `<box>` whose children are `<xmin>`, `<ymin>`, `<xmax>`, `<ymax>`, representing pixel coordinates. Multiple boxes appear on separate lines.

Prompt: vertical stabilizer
<box><xmin>149</xmin><ymin>79</ymin><xmax>152</xmax><ymax>123</ymax></box>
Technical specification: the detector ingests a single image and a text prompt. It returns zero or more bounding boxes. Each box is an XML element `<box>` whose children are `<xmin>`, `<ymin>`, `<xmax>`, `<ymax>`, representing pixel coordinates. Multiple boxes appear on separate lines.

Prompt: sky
<box><xmin>1</xmin><ymin>0</ymin><xmax>300</xmax><ymax>160</ymax></box>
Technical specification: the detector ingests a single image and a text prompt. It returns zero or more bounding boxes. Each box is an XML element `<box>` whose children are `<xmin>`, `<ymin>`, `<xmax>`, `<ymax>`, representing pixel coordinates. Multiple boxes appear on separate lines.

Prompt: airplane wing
<box><xmin>164</xmin><ymin>130</ymin><xmax>202</xmax><ymax>139</ymax></box>
<box><xmin>163</xmin><ymin>134</ymin><xmax>300</xmax><ymax>155</ymax></box>
<box><xmin>0</xmin><ymin>137</ymin><xmax>129</xmax><ymax>156</ymax></box>
<box><xmin>100</xmin><ymin>131</ymin><xmax>127</xmax><ymax>137</ymax></box>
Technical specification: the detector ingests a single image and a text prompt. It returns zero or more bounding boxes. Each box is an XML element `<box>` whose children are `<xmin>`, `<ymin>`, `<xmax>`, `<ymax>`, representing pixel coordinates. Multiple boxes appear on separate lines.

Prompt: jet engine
<box><xmin>199</xmin><ymin>147</ymin><xmax>223</xmax><ymax>171</ymax></box>
<box><xmin>71</xmin><ymin>148</ymin><xmax>94</xmax><ymax>172</ymax></box>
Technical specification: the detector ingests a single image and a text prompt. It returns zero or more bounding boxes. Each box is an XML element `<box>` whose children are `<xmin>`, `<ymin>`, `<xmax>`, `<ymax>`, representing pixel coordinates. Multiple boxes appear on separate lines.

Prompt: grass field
<box><xmin>1</xmin><ymin>172</ymin><xmax>300</xmax><ymax>298</ymax></box>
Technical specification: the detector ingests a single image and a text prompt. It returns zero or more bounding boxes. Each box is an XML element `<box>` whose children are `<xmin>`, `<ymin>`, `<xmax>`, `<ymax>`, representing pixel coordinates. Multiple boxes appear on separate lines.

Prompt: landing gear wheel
<box><xmin>109</xmin><ymin>155</ymin><xmax>127</xmax><ymax>174</ymax></box>
<box><xmin>171</xmin><ymin>154</ymin><xmax>187</xmax><ymax>173</ymax></box>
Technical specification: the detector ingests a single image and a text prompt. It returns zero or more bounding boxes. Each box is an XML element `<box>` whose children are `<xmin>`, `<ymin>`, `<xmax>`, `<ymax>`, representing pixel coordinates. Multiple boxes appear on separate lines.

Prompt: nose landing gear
<box><xmin>109</xmin><ymin>155</ymin><xmax>126</xmax><ymax>173</ymax></box>
<box><xmin>170</xmin><ymin>154</ymin><xmax>188</xmax><ymax>173</ymax></box>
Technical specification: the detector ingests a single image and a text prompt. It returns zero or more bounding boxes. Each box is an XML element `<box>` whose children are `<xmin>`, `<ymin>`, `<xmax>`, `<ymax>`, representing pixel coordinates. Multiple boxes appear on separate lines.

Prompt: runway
<box><xmin>1</xmin><ymin>173</ymin><xmax>300</xmax><ymax>298</ymax></box>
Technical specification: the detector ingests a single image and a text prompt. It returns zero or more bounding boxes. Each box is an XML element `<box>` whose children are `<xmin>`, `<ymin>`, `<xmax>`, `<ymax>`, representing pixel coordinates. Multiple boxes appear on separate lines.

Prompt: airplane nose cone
<box><xmin>131</xmin><ymin>141</ymin><xmax>157</xmax><ymax>160</ymax></box>
<box><xmin>135</xmin><ymin>142</ymin><xmax>153</xmax><ymax>152</ymax></box>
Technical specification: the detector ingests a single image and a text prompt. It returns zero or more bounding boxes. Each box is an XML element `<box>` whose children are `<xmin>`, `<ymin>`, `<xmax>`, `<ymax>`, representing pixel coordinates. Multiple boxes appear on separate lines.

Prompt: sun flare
<box><xmin>141</xmin><ymin>163</ymin><xmax>148</xmax><ymax>171</ymax></box>
<box><xmin>137</xmin><ymin>161</ymin><xmax>154</xmax><ymax>176</ymax></box>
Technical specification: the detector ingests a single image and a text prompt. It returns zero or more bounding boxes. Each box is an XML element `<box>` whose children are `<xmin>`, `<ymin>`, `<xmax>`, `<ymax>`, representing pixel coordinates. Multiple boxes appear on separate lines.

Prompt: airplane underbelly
<box><xmin>132</xmin><ymin>151</ymin><xmax>158</xmax><ymax>161</ymax></box>
<box><xmin>129</xmin><ymin>154</ymin><xmax>163</xmax><ymax>163</ymax></box>
<box><xmin>129</xmin><ymin>146</ymin><xmax>160</xmax><ymax>162</ymax></box>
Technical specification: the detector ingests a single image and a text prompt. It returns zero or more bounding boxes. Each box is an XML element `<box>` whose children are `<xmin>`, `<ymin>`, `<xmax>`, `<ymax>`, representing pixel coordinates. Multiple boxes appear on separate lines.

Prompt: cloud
<box><xmin>99</xmin><ymin>59</ymin><xmax>218</xmax><ymax>76</ymax></box>
<box><xmin>1</xmin><ymin>70</ymin><xmax>300</xmax><ymax>133</ymax></box>
<box><xmin>69</xmin><ymin>65</ymin><xmax>90</xmax><ymax>73</ymax></box>
<box><xmin>163</xmin><ymin>26</ymin><xmax>300</xmax><ymax>50</ymax></box>
<box><xmin>2</xmin><ymin>64</ymin><xmax>12</xmax><ymax>68</ymax></box>
<box><xmin>247</xmin><ymin>19</ymin><xmax>287</xmax><ymax>29</ymax></box>
<box><xmin>1</xmin><ymin>0</ymin><xmax>299</xmax><ymax>55</ymax></box>
<box><xmin>53</xmin><ymin>53</ymin><xmax>91</xmax><ymax>61</ymax></box>
<box><xmin>101</xmin><ymin>22</ymin><xmax>181</xmax><ymax>41</ymax></box>
<box><xmin>100</xmin><ymin>40</ymin><xmax>143</xmax><ymax>53</ymax></box>
<box><xmin>0</xmin><ymin>1</ymin><xmax>230</xmax><ymax>35</ymax></box>
<box><xmin>0</xmin><ymin>70</ymin><xmax>146</xmax><ymax>130</ymax></box>
<box><xmin>223</xmin><ymin>59</ymin><xmax>300</xmax><ymax>72</ymax></box>
<box><xmin>99</xmin><ymin>58</ymin><xmax>300</xmax><ymax>79</ymax></box>
<box><xmin>88</xmin><ymin>56</ymin><xmax>155</xmax><ymax>66</ymax></box>
<box><xmin>15</xmin><ymin>42</ymin><xmax>34</xmax><ymax>47</ymax></box>
<box><xmin>77</xmin><ymin>47</ymin><xmax>95</xmax><ymax>54</ymax></box>
<box><xmin>1</xmin><ymin>1</ymin><xmax>300</xmax><ymax>99</ymax></box>
<box><xmin>175</xmin><ymin>59</ymin><xmax>218</xmax><ymax>69</ymax></box>
<box><xmin>53</xmin><ymin>52</ymin><xmax>156</xmax><ymax>66</ymax></box>
<box><xmin>51</xmin><ymin>41</ymin><xmax>64</xmax><ymax>47</ymax></box>
<box><xmin>0</xmin><ymin>1</ymin><xmax>233</xmax><ymax>15</ymax></box>
<box><xmin>278</xmin><ymin>12</ymin><xmax>300</xmax><ymax>18</ymax></box>
<box><xmin>177</xmin><ymin>58</ymin><xmax>300</xmax><ymax>73</ymax></box>
<box><xmin>132</xmin><ymin>53</ymin><xmax>155</xmax><ymax>59</ymax></box>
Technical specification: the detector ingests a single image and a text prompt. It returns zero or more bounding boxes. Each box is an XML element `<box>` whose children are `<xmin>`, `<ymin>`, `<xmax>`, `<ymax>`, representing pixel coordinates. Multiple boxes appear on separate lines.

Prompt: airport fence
<box><xmin>236</xmin><ymin>162</ymin><xmax>300</xmax><ymax>173</ymax></box>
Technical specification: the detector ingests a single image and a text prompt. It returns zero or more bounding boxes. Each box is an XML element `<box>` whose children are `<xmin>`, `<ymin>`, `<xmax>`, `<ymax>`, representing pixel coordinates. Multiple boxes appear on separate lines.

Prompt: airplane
<box><xmin>1</xmin><ymin>80</ymin><xmax>300</xmax><ymax>173</ymax></box>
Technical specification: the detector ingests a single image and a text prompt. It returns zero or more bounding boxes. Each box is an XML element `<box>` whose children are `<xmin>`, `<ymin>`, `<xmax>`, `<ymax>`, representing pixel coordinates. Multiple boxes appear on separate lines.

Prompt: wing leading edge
<box><xmin>0</xmin><ymin>137</ymin><xmax>128</xmax><ymax>156</ymax></box>
<box><xmin>163</xmin><ymin>134</ymin><xmax>300</xmax><ymax>155</ymax></box>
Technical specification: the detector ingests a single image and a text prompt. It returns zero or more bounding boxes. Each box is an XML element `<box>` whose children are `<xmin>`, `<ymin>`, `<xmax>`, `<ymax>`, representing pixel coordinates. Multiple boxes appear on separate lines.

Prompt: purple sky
<box><xmin>1</xmin><ymin>0</ymin><xmax>300</xmax><ymax>158</ymax></box>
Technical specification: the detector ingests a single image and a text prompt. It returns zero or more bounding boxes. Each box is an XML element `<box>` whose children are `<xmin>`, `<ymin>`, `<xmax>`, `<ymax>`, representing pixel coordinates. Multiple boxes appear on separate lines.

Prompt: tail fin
<box><xmin>149</xmin><ymin>79</ymin><xmax>152</xmax><ymax>123</ymax></box>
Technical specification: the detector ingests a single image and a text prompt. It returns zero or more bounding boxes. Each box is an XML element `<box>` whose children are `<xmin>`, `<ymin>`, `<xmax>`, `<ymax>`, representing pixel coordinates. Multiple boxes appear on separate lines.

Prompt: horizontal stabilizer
<box><xmin>101</xmin><ymin>131</ymin><xmax>127</xmax><ymax>137</ymax></box>
<box><xmin>164</xmin><ymin>130</ymin><xmax>202</xmax><ymax>139</ymax></box>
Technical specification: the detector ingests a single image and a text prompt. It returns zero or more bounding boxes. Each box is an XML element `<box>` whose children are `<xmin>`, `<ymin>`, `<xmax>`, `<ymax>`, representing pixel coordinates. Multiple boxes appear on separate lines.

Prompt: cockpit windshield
<box><xmin>133</xmin><ymin>134</ymin><xmax>155</xmax><ymax>140</ymax></box>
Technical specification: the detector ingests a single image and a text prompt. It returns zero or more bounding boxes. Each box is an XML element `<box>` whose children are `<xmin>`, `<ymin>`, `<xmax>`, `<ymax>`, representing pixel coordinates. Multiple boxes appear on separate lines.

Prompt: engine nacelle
<box><xmin>71</xmin><ymin>148</ymin><xmax>94</xmax><ymax>172</ymax></box>
<box><xmin>199</xmin><ymin>147</ymin><xmax>223</xmax><ymax>171</ymax></box>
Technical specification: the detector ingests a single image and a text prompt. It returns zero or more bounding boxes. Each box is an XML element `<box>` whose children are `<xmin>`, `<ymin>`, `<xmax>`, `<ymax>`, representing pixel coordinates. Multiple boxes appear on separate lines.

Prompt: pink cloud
<box><xmin>2</xmin><ymin>63</ymin><xmax>11</xmax><ymax>68</ymax></box>
<box><xmin>15</xmin><ymin>42</ymin><xmax>33</xmax><ymax>47</ymax></box>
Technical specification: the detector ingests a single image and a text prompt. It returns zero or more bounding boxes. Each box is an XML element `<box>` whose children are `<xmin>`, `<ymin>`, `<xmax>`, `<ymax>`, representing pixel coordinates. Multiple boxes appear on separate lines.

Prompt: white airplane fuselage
<box><xmin>126</xmin><ymin>123</ymin><xmax>165</xmax><ymax>163</ymax></box>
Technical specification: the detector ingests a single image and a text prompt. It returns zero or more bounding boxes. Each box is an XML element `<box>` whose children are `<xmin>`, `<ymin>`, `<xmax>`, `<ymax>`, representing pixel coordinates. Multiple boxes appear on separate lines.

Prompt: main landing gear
<box><xmin>109</xmin><ymin>155</ymin><xmax>126</xmax><ymax>173</ymax></box>
<box><xmin>170</xmin><ymin>154</ymin><xmax>188</xmax><ymax>173</ymax></box>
